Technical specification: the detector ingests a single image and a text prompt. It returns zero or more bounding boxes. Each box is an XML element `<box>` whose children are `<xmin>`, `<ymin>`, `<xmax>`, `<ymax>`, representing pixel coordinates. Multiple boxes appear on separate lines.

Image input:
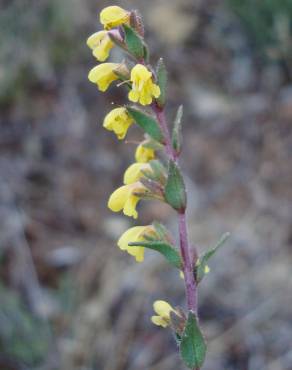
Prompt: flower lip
<box><xmin>103</xmin><ymin>107</ymin><xmax>133</xmax><ymax>140</ymax></box>
<box><xmin>107</xmin><ymin>182</ymin><xmax>147</xmax><ymax>219</ymax></box>
<box><xmin>117</xmin><ymin>225</ymin><xmax>155</xmax><ymax>262</ymax></box>
<box><xmin>87</xmin><ymin>31</ymin><xmax>114</xmax><ymax>62</ymax></box>
<box><xmin>128</xmin><ymin>64</ymin><xmax>161</xmax><ymax>106</ymax></box>
<box><xmin>135</xmin><ymin>143</ymin><xmax>155</xmax><ymax>163</ymax></box>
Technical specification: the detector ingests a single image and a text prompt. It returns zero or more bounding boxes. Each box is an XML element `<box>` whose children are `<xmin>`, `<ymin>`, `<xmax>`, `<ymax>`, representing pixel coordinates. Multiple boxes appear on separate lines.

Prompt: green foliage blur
<box><xmin>0</xmin><ymin>284</ymin><xmax>51</xmax><ymax>366</ymax></box>
<box><xmin>227</xmin><ymin>0</ymin><xmax>292</xmax><ymax>61</ymax></box>
<box><xmin>0</xmin><ymin>0</ymin><xmax>84</xmax><ymax>105</ymax></box>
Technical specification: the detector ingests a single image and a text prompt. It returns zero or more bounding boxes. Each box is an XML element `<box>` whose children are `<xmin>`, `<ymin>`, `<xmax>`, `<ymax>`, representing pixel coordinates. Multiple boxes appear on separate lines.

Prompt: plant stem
<box><xmin>178</xmin><ymin>212</ymin><xmax>197</xmax><ymax>313</ymax></box>
<box><xmin>152</xmin><ymin>104</ymin><xmax>176</xmax><ymax>161</ymax></box>
<box><xmin>152</xmin><ymin>103</ymin><xmax>198</xmax><ymax>314</ymax></box>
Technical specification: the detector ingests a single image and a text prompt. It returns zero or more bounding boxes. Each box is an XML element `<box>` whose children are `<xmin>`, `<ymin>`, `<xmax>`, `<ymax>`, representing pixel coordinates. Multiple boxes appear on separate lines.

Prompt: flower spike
<box><xmin>86</xmin><ymin>5</ymin><xmax>228</xmax><ymax>368</ymax></box>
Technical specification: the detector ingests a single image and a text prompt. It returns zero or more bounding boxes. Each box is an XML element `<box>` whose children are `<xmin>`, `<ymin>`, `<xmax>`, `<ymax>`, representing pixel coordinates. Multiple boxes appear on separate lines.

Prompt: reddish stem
<box><xmin>152</xmin><ymin>103</ymin><xmax>198</xmax><ymax>314</ymax></box>
<box><xmin>152</xmin><ymin>104</ymin><xmax>175</xmax><ymax>161</ymax></box>
<box><xmin>178</xmin><ymin>212</ymin><xmax>197</xmax><ymax>313</ymax></box>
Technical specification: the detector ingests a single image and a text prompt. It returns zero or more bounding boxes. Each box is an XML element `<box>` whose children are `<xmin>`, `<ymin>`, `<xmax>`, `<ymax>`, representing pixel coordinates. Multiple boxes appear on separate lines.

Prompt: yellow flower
<box><xmin>135</xmin><ymin>143</ymin><xmax>155</xmax><ymax>163</ymax></box>
<box><xmin>117</xmin><ymin>225</ymin><xmax>156</xmax><ymax>262</ymax></box>
<box><xmin>123</xmin><ymin>162</ymin><xmax>151</xmax><ymax>184</ymax></box>
<box><xmin>103</xmin><ymin>108</ymin><xmax>134</xmax><ymax>140</ymax></box>
<box><xmin>87</xmin><ymin>31</ymin><xmax>114</xmax><ymax>62</ymax></box>
<box><xmin>128</xmin><ymin>64</ymin><xmax>161</xmax><ymax>106</ymax></box>
<box><xmin>151</xmin><ymin>300</ymin><xmax>177</xmax><ymax>328</ymax></box>
<box><xmin>88</xmin><ymin>63</ymin><xmax>120</xmax><ymax>92</ymax></box>
<box><xmin>100</xmin><ymin>5</ymin><xmax>130</xmax><ymax>30</ymax></box>
<box><xmin>108</xmin><ymin>182</ymin><xmax>146</xmax><ymax>219</ymax></box>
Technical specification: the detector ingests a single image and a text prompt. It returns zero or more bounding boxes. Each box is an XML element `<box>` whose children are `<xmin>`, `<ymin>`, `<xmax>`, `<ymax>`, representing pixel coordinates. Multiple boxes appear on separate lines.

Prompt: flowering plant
<box><xmin>87</xmin><ymin>5</ymin><xmax>230</xmax><ymax>369</ymax></box>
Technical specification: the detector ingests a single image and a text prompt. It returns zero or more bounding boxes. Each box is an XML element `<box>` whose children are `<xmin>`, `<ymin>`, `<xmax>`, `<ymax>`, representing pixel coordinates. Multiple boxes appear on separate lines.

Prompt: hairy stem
<box><xmin>152</xmin><ymin>103</ymin><xmax>198</xmax><ymax>314</ymax></box>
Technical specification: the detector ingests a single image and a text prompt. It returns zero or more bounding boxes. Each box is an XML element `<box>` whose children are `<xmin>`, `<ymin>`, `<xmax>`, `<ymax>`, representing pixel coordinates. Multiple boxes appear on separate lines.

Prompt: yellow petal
<box><xmin>118</xmin><ymin>226</ymin><xmax>145</xmax><ymax>250</ymax></box>
<box><xmin>135</xmin><ymin>144</ymin><xmax>155</xmax><ymax>163</ymax></box>
<box><xmin>108</xmin><ymin>185</ymin><xmax>130</xmax><ymax>212</ymax></box>
<box><xmin>108</xmin><ymin>183</ymin><xmax>145</xmax><ymax>219</ymax></box>
<box><xmin>151</xmin><ymin>315</ymin><xmax>169</xmax><ymax>328</ymax></box>
<box><xmin>152</xmin><ymin>84</ymin><xmax>161</xmax><ymax>98</ymax></box>
<box><xmin>129</xmin><ymin>64</ymin><xmax>160</xmax><ymax>106</ymax></box>
<box><xmin>100</xmin><ymin>6</ymin><xmax>129</xmax><ymax>30</ymax></box>
<box><xmin>128</xmin><ymin>89</ymin><xmax>139</xmax><ymax>103</ymax></box>
<box><xmin>123</xmin><ymin>193</ymin><xmax>139</xmax><ymax>219</ymax></box>
<box><xmin>153</xmin><ymin>300</ymin><xmax>174</xmax><ymax>318</ymax></box>
<box><xmin>131</xmin><ymin>64</ymin><xmax>152</xmax><ymax>81</ymax></box>
<box><xmin>88</xmin><ymin>63</ymin><xmax>119</xmax><ymax>91</ymax></box>
<box><xmin>91</xmin><ymin>33</ymin><xmax>114</xmax><ymax>62</ymax></box>
<box><xmin>103</xmin><ymin>107</ymin><xmax>133</xmax><ymax>140</ymax></box>
<box><xmin>117</xmin><ymin>226</ymin><xmax>147</xmax><ymax>262</ymax></box>
<box><xmin>87</xmin><ymin>31</ymin><xmax>107</xmax><ymax>49</ymax></box>
<box><xmin>140</xmin><ymin>92</ymin><xmax>152</xmax><ymax>106</ymax></box>
<box><xmin>123</xmin><ymin>163</ymin><xmax>150</xmax><ymax>184</ymax></box>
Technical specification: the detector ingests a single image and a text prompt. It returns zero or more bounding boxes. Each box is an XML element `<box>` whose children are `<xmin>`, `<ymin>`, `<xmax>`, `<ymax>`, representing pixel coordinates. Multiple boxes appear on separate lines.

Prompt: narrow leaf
<box><xmin>196</xmin><ymin>232</ymin><xmax>231</xmax><ymax>282</ymax></box>
<box><xmin>128</xmin><ymin>241</ymin><xmax>181</xmax><ymax>268</ymax></box>
<box><xmin>126</xmin><ymin>107</ymin><xmax>163</xmax><ymax>142</ymax></box>
<box><xmin>164</xmin><ymin>160</ymin><xmax>186</xmax><ymax>211</ymax></box>
<box><xmin>156</xmin><ymin>58</ymin><xmax>167</xmax><ymax>107</ymax></box>
<box><xmin>172</xmin><ymin>105</ymin><xmax>183</xmax><ymax>153</ymax></box>
<box><xmin>123</xmin><ymin>24</ymin><xmax>144</xmax><ymax>59</ymax></box>
<box><xmin>180</xmin><ymin>313</ymin><xmax>206</xmax><ymax>369</ymax></box>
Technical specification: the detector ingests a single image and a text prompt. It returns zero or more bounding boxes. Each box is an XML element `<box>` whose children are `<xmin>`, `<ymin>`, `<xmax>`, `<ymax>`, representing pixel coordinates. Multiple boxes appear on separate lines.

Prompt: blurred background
<box><xmin>1</xmin><ymin>0</ymin><xmax>292</xmax><ymax>369</ymax></box>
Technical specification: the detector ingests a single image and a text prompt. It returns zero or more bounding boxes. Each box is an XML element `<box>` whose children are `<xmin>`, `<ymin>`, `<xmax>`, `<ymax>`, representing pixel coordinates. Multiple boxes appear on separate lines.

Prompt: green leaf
<box><xmin>180</xmin><ymin>313</ymin><xmax>206</xmax><ymax>369</ymax></box>
<box><xmin>126</xmin><ymin>107</ymin><xmax>163</xmax><ymax>142</ymax></box>
<box><xmin>196</xmin><ymin>232</ymin><xmax>231</xmax><ymax>282</ymax></box>
<box><xmin>156</xmin><ymin>58</ymin><xmax>167</xmax><ymax>107</ymax></box>
<box><xmin>164</xmin><ymin>160</ymin><xmax>186</xmax><ymax>211</ymax></box>
<box><xmin>172</xmin><ymin>105</ymin><xmax>183</xmax><ymax>153</ymax></box>
<box><xmin>123</xmin><ymin>24</ymin><xmax>145</xmax><ymax>59</ymax></box>
<box><xmin>128</xmin><ymin>241</ymin><xmax>181</xmax><ymax>268</ymax></box>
